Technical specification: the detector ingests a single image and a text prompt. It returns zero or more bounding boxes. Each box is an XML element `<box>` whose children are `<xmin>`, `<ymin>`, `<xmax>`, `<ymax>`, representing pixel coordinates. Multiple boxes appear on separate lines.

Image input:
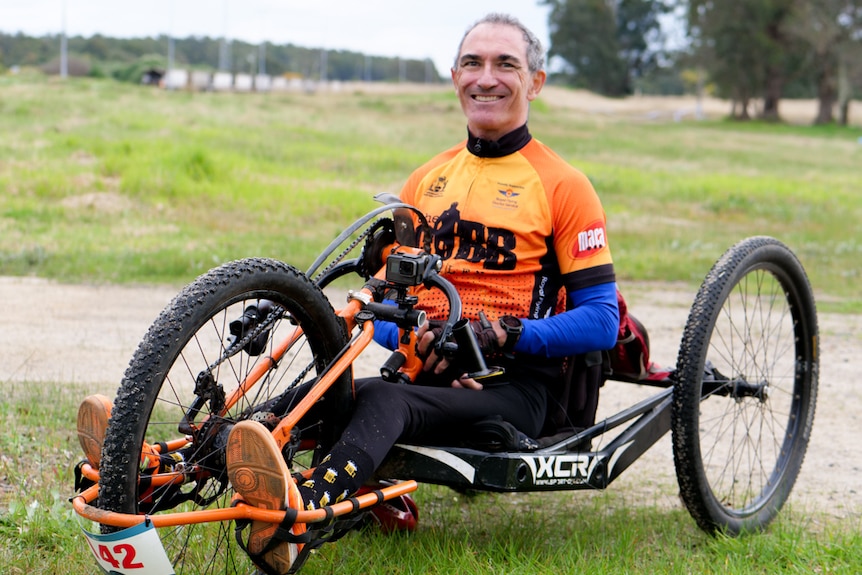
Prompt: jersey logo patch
<box><xmin>572</xmin><ymin>221</ymin><xmax>607</xmax><ymax>260</ymax></box>
<box><xmin>425</xmin><ymin>176</ymin><xmax>448</xmax><ymax>197</ymax></box>
<box><xmin>493</xmin><ymin>188</ymin><xmax>520</xmax><ymax>210</ymax></box>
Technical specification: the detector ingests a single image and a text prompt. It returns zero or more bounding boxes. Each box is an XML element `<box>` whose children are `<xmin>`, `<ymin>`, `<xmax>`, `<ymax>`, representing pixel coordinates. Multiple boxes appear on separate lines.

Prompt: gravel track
<box><xmin>1</xmin><ymin>275</ymin><xmax>858</xmax><ymax>522</ymax></box>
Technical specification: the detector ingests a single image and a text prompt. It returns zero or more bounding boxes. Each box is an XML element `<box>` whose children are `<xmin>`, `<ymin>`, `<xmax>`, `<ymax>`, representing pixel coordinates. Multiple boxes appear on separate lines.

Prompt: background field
<box><xmin>1</xmin><ymin>75</ymin><xmax>860</xmax><ymax>310</ymax></box>
<box><xmin>1</xmin><ymin>76</ymin><xmax>861</xmax><ymax>573</ymax></box>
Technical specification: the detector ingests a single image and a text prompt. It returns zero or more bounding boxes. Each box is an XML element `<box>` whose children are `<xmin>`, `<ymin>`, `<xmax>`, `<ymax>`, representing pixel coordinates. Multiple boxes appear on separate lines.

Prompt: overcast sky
<box><xmin>2</xmin><ymin>1</ymin><xmax>553</xmax><ymax>76</ymax></box>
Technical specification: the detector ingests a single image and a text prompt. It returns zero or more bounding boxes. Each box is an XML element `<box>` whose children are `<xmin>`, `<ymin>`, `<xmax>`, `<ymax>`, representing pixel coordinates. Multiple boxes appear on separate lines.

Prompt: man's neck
<box><xmin>466</xmin><ymin>124</ymin><xmax>531</xmax><ymax>158</ymax></box>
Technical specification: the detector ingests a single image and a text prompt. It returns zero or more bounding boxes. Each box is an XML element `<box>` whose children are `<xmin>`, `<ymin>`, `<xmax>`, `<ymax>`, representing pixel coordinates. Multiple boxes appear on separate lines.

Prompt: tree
<box><xmin>842</xmin><ymin>35</ymin><xmax>862</xmax><ymax>124</ymax></box>
<box><xmin>83</xmin><ymin>34</ymin><xmax>111</xmax><ymax>61</ymax></box>
<box><xmin>542</xmin><ymin>0</ymin><xmax>670</xmax><ymax>96</ymax></box>
<box><xmin>684</xmin><ymin>0</ymin><xmax>802</xmax><ymax>121</ymax></box>
<box><xmin>760</xmin><ymin>0</ymin><xmax>798</xmax><ymax>121</ymax></box>
<box><xmin>786</xmin><ymin>0</ymin><xmax>862</xmax><ymax>125</ymax></box>
<box><xmin>0</xmin><ymin>32</ymin><xmax>442</xmax><ymax>83</ymax></box>
<box><xmin>684</xmin><ymin>2</ymin><xmax>759</xmax><ymax>118</ymax></box>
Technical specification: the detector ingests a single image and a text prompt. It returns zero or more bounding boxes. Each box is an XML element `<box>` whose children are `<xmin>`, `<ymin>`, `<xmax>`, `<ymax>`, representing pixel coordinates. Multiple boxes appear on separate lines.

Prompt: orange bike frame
<box><xmin>72</xmin><ymin>246</ymin><xmax>423</xmax><ymax>529</ymax></box>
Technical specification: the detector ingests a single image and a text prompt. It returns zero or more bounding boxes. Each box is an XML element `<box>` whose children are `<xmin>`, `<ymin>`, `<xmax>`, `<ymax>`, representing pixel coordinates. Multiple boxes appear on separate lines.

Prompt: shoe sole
<box><xmin>227</xmin><ymin>420</ymin><xmax>305</xmax><ymax>572</ymax></box>
<box><xmin>76</xmin><ymin>394</ymin><xmax>112</xmax><ymax>469</ymax></box>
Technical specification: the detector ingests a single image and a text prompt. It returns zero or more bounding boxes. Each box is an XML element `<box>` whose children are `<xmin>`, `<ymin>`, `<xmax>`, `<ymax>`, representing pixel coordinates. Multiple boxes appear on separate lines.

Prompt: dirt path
<box><xmin>1</xmin><ymin>276</ymin><xmax>859</xmax><ymax>522</ymax></box>
<box><xmin>343</xmin><ymin>83</ymin><xmax>862</xmax><ymax>126</ymax></box>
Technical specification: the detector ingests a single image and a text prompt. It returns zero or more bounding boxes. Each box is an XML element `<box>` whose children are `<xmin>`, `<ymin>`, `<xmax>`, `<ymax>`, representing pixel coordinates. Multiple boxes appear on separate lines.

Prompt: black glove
<box><xmin>468</xmin><ymin>312</ymin><xmax>501</xmax><ymax>357</ymax></box>
<box><xmin>423</xmin><ymin>319</ymin><xmax>444</xmax><ymax>346</ymax></box>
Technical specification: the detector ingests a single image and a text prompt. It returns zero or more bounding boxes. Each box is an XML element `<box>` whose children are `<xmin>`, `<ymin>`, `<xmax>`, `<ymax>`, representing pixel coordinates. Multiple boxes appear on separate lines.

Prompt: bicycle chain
<box><xmin>194</xmin><ymin>220</ymin><xmax>386</xmax><ymax>412</ymax></box>
<box><xmin>197</xmin><ymin>303</ymin><xmax>318</xmax><ymax>402</ymax></box>
<box><xmin>312</xmin><ymin>219</ymin><xmax>384</xmax><ymax>283</ymax></box>
<box><xmin>205</xmin><ymin>303</ymin><xmax>287</xmax><ymax>374</ymax></box>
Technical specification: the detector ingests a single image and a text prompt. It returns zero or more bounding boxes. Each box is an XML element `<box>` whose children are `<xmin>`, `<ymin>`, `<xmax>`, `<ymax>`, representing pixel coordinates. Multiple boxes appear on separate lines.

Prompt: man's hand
<box><xmin>470</xmin><ymin>312</ymin><xmax>505</xmax><ymax>356</ymax></box>
<box><xmin>451</xmin><ymin>373</ymin><xmax>484</xmax><ymax>390</ymax></box>
<box><xmin>416</xmin><ymin>314</ymin><xmax>507</xmax><ymax>389</ymax></box>
<box><xmin>416</xmin><ymin>321</ymin><xmax>447</xmax><ymax>374</ymax></box>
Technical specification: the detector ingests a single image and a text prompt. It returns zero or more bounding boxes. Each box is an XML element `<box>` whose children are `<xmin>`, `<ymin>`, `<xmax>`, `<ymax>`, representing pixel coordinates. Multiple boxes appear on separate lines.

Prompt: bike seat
<box><xmin>463</xmin><ymin>416</ymin><xmax>592</xmax><ymax>453</ymax></box>
<box><xmin>465</xmin><ymin>416</ymin><xmax>539</xmax><ymax>452</ymax></box>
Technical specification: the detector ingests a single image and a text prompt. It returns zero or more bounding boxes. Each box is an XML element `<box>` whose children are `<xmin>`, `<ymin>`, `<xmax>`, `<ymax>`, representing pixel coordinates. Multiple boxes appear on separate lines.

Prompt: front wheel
<box><xmin>672</xmin><ymin>237</ymin><xmax>818</xmax><ymax>535</ymax></box>
<box><xmin>98</xmin><ymin>258</ymin><xmax>352</xmax><ymax>573</ymax></box>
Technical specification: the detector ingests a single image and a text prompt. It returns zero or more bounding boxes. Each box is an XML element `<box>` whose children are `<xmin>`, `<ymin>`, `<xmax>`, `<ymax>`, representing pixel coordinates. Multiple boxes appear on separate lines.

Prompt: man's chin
<box><xmin>466</xmin><ymin>117</ymin><xmax>512</xmax><ymax>140</ymax></box>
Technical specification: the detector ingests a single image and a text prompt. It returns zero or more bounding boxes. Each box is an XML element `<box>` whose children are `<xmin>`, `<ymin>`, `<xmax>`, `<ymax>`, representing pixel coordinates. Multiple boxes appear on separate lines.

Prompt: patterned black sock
<box><xmin>297</xmin><ymin>442</ymin><xmax>374</xmax><ymax>510</ymax></box>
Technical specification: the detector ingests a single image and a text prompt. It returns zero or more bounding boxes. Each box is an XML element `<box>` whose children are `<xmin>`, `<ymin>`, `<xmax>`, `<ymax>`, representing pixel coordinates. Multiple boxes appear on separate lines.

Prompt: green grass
<box><xmin>1</xmin><ymin>75</ymin><xmax>860</xmax><ymax>310</ymax></box>
<box><xmin>306</xmin><ymin>496</ymin><xmax>861</xmax><ymax>574</ymax></box>
<box><xmin>1</xmin><ymin>76</ymin><xmax>861</xmax><ymax>572</ymax></box>
<box><xmin>1</xmin><ymin>382</ymin><xmax>859</xmax><ymax>574</ymax></box>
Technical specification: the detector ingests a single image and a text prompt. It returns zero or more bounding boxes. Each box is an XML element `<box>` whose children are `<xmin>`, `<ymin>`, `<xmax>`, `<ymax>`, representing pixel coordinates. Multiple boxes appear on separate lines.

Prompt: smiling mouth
<box><xmin>472</xmin><ymin>95</ymin><xmax>503</xmax><ymax>102</ymax></box>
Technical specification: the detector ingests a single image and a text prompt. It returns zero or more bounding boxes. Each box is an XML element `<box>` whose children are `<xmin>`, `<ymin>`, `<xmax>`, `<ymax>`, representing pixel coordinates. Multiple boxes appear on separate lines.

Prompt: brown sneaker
<box><xmin>226</xmin><ymin>420</ymin><xmax>306</xmax><ymax>574</ymax></box>
<box><xmin>76</xmin><ymin>394</ymin><xmax>112</xmax><ymax>469</ymax></box>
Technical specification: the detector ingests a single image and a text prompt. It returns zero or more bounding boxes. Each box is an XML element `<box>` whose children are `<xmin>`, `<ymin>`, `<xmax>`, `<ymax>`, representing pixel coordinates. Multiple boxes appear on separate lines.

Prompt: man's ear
<box><xmin>527</xmin><ymin>70</ymin><xmax>547</xmax><ymax>101</ymax></box>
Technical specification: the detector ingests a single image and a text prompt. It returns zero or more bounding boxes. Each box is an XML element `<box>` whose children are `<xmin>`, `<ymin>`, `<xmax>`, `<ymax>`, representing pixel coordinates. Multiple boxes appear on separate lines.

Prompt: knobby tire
<box><xmin>671</xmin><ymin>237</ymin><xmax>818</xmax><ymax>535</ymax></box>
<box><xmin>98</xmin><ymin>258</ymin><xmax>351</xmax><ymax>574</ymax></box>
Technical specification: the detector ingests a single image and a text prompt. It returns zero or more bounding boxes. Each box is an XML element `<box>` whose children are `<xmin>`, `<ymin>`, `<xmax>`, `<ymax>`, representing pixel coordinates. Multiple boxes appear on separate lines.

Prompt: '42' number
<box><xmin>91</xmin><ymin>541</ymin><xmax>145</xmax><ymax>570</ymax></box>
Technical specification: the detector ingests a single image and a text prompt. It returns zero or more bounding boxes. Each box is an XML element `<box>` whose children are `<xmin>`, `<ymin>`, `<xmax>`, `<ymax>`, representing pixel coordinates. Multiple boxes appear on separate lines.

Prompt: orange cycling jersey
<box><xmin>400</xmin><ymin>126</ymin><xmax>615</xmax><ymax>323</ymax></box>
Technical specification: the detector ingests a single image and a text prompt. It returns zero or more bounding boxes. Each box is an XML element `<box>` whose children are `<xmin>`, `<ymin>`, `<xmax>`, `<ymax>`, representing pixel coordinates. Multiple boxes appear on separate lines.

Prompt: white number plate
<box><xmin>82</xmin><ymin>521</ymin><xmax>174</xmax><ymax>574</ymax></box>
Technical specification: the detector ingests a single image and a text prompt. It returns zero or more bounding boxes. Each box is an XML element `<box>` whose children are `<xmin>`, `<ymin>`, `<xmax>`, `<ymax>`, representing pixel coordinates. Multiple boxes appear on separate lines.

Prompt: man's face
<box><xmin>451</xmin><ymin>22</ymin><xmax>546</xmax><ymax>141</ymax></box>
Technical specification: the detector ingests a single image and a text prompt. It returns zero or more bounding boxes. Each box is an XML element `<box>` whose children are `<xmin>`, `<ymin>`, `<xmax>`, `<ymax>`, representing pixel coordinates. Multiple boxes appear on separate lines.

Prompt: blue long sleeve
<box><xmin>374</xmin><ymin>282</ymin><xmax>619</xmax><ymax>356</ymax></box>
<box><xmin>515</xmin><ymin>282</ymin><xmax>619</xmax><ymax>357</ymax></box>
<box><xmin>373</xmin><ymin>318</ymin><xmax>400</xmax><ymax>350</ymax></box>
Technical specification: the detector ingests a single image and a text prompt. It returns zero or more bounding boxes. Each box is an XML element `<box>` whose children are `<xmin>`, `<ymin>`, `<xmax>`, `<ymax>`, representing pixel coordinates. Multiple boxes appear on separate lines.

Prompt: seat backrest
<box><xmin>606</xmin><ymin>288</ymin><xmax>652</xmax><ymax>380</ymax></box>
<box><xmin>541</xmin><ymin>350</ymin><xmax>604</xmax><ymax>436</ymax></box>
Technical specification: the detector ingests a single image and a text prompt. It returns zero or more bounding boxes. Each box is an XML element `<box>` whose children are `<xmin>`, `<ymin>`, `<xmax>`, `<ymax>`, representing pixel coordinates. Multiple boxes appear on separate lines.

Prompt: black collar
<box><xmin>466</xmin><ymin>124</ymin><xmax>532</xmax><ymax>158</ymax></box>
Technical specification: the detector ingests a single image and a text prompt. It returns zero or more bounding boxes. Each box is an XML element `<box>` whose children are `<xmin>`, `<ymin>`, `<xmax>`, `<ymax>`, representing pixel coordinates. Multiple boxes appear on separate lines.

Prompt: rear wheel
<box><xmin>98</xmin><ymin>258</ymin><xmax>351</xmax><ymax>573</ymax></box>
<box><xmin>672</xmin><ymin>237</ymin><xmax>818</xmax><ymax>535</ymax></box>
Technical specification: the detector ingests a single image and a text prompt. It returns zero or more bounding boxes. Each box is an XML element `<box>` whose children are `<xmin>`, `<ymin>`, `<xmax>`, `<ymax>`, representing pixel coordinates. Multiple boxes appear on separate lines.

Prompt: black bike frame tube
<box><xmin>376</xmin><ymin>387</ymin><xmax>674</xmax><ymax>493</ymax></box>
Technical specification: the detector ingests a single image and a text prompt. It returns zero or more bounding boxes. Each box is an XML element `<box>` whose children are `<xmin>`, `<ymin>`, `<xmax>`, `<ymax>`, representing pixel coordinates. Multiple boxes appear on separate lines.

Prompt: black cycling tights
<box><xmin>297</xmin><ymin>370</ymin><xmax>548</xmax><ymax>510</ymax></box>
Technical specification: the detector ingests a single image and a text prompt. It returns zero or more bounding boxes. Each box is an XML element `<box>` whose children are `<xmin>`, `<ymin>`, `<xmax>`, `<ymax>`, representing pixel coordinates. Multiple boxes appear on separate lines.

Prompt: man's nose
<box><xmin>476</xmin><ymin>63</ymin><xmax>498</xmax><ymax>88</ymax></box>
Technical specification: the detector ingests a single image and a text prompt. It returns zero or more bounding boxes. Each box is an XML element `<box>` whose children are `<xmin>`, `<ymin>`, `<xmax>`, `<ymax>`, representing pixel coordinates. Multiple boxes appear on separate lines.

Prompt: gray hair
<box><xmin>453</xmin><ymin>13</ymin><xmax>545</xmax><ymax>73</ymax></box>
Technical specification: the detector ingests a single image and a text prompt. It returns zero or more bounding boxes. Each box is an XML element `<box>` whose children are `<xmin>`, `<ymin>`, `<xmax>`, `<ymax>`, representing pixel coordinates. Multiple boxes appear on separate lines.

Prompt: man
<box><xmin>77</xmin><ymin>13</ymin><xmax>619</xmax><ymax>575</ymax></box>
<box><xmin>224</xmin><ymin>12</ymin><xmax>620</xmax><ymax>573</ymax></box>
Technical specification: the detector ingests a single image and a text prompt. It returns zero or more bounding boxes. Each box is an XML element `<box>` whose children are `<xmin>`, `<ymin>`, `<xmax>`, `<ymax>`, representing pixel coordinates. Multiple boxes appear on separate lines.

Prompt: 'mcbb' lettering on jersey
<box><xmin>430</xmin><ymin>202</ymin><xmax>517</xmax><ymax>270</ymax></box>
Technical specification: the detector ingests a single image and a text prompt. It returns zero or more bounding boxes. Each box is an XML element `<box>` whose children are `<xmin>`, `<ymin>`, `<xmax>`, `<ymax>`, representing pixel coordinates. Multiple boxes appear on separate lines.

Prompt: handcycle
<box><xmin>70</xmin><ymin>194</ymin><xmax>819</xmax><ymax>574</ymax></box>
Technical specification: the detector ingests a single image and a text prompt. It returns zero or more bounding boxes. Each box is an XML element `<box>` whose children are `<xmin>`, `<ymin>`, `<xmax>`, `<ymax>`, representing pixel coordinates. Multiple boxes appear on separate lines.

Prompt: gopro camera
<box><xmin>385</xmin><ymin>252</ymin><xmax>431</xmax><ymax>286</ymax></box>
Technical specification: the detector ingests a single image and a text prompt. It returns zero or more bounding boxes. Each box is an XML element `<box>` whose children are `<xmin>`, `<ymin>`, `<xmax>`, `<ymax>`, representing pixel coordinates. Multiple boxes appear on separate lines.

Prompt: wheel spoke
<box><xmin>673</xmin><ymin>238</ymin><xmax>817</xmax><ymax>534</ymax></box>
<box><xmin>98</xmin><ymin>259</ymin><xmax>352</xmax><ymax>573</ymax></box>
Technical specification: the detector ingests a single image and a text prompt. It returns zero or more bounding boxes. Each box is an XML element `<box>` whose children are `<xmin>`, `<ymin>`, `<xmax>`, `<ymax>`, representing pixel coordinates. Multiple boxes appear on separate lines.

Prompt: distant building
<box><xmin>234</xmin><ymin>73</ymin><xmax>253</xmax><ymax>92</ymax></box>
<box><xmin>191</xmin><ymin>71</ymin><xmax>211</xmax><ymax>91</ymax></box>
<box><xmin>141</xmin><ymin>68</ymin><xmax>164</xmax><ymax>86</ymax></box>
<box><xmin>164</xmin><ymin>69</ymin><xmax>189</xmax><ymax>90</ymax></box>
<box><xmin>254</xmin><ymin>74</ymin><xmax>271</xmax><ymax>92</ymax></box>
<box><xmin>212</xmin><ymin>72</ymin><xmax>233</xmax><ymax>91</ymax></box>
